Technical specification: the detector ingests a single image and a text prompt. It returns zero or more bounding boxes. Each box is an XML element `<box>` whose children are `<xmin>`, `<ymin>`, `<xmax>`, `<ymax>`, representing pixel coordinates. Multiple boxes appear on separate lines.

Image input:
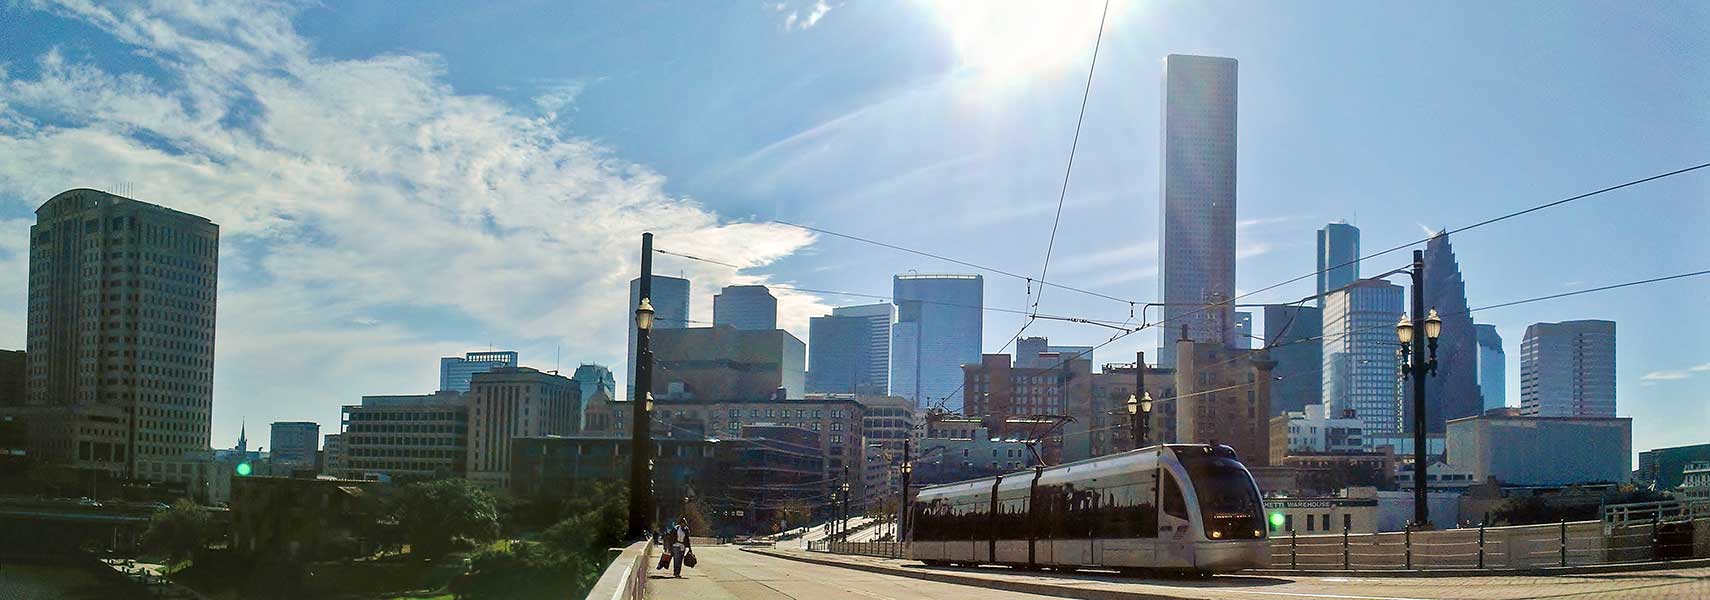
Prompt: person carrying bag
<box><xmin>667</xmin><ymin>517</ymin><xmax>693</xmax><ymax>578</ymax></box>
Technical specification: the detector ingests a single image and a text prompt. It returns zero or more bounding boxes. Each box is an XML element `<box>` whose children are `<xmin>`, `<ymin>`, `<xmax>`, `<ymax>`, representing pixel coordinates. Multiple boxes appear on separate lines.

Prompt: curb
<box><xmin>741</xmin><ymin>547</ymin><xmax>1188</xmax><ymax>600</ymax></box>
<box><xmin>743</xmin><ymin>546</ymin><xmax>1710</xmax><ymax>593</ymax></box>
<box><xmin>1247</xmin><ymin>556</ymin><xmax>1710</xmax><ymax>578</ymax></box>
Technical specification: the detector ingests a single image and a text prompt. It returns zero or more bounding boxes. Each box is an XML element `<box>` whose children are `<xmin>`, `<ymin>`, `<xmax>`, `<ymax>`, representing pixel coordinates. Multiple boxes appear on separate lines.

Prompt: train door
<box><xmin>1156</xmin><ymin>469</ymin><xmax>1194</xmax><ymax>568</ymax></box>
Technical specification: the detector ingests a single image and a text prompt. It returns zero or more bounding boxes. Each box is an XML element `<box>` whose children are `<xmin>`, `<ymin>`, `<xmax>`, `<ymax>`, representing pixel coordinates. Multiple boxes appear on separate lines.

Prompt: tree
<box><xmin>396</xmin><ymin>479</ymin><xmax>500</xmax><ymax>558</ymax></box>
<box><xmin>143</xmin><ymin>499</ymin><xmax>212</xmax><ymax>564</ymax></box>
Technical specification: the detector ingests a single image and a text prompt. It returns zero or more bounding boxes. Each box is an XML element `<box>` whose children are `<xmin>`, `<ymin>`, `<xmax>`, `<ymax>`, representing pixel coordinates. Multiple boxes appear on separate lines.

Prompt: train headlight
<box><xmin>1254</xmin><ymin>530</ymin><xmax>1263</xmax><ymax>538</ymax></box>
<box><xmin>1210</xmin><ymin>530</ymin><xmax>1222</xmax><ymax>539</ymax></box>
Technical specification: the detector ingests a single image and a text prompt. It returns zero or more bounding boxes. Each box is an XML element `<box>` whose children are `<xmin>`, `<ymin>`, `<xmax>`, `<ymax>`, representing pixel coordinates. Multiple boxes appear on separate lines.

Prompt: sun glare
<box><xmin>925</xmin><ymin>0</ymin><xmax>1118</xmax><ymax>85</ymax></box>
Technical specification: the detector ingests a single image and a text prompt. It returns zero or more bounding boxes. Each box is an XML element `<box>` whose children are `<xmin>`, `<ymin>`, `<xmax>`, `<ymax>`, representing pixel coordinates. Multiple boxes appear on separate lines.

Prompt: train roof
<box><xmin>916</xmin><ymin>443</ymin><xmax>1242</xmax><ymax>495</ymax></box>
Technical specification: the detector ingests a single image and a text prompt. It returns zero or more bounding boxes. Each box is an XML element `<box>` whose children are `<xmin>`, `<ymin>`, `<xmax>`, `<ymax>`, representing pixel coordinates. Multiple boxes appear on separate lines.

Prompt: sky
<box><xmin>0</xmin><ymin>1</ymin><xmax>1704</xmax><ymax>461</ymax></box>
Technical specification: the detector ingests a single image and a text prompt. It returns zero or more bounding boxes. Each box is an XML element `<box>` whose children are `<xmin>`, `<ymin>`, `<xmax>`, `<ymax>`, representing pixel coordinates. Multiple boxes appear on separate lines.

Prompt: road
<box><xmin>645</xmin><ymin>546</ymin><xmax>1710</xmax><ymax>600</ymax></box>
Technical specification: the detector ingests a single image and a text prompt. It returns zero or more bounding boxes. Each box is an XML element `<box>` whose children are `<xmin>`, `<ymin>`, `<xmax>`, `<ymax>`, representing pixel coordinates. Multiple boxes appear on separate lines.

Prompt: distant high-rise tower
<box><xmin>1233</xmin><ymin>311</ymin><xmax>1254</xmax><ymax>349</ymax></box>
<box><xmin>1474</xmin><ymin>324</ymin><xmax>1505</xmax><ymax>411</ymax></box>
<box><xmin>1322</xmin><ymin>280</ymin><xmax>1405</xmax><ymax>436</ymax></box>
<box><xmin>27</xmin><ymin>189</ymin><xmax>219</xmax><ymax>480</ymax></box>
<box><xmin>1263</xmin><ymin>304</ymin><xmax>1322</xmax><ymax>416</ymax></box>
<box><xmin>627</xmin><ymin>275</ymin><xmax>690</xmax><ymax>399</ymax></box>
<box><xmin>891</xmin><ymin>274</ymin><xmax>983</xmax><ymax>411</ymax></box>
<box><xmin>1520</xmin><ymin>320</ymin><xmax>1616</xmax><ymax>417</ymax></box>
<box><xmin>1158</xmin><ymin>54</ymin><xmax>1238</xmax><ymax>368</ymax></box>
<box><xmin>1412</xmin><ymin>233</ymin><xmax>1481</xmax><ymax>432</ymax></box>
<box><xmin>808</xmin><ymin>303</ymin><xmax>892</xmax><ymax>395</ymax></box>
<box><xmin>713</xmin><ymin>284</ymin><xmax>777</xmax><ymax>330</ymax></box>
<box><xmin>439</xmin><ymin>351</ymin><xmax>518</xmax><ymax>393</ymax></box>
<box><xmin>1316</xmin><ymin>222</ymin><xmax>1361</xmax><ymax>308</ymax></box>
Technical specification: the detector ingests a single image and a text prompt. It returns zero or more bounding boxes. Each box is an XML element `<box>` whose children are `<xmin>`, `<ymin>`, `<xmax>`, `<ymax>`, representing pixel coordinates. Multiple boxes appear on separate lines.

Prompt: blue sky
<box><xmin>0</xmin><ymin>1</ymin><xmax>1704</xmax><ymax>461</ymax></box>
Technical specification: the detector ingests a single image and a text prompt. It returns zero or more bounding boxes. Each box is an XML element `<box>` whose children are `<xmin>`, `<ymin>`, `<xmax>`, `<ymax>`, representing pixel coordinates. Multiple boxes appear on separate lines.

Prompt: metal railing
<box><xmin>1271</xmin><ymin>515</ymin><xmax>1709</xmax><ymax>571</ymax></box>
<box><xmin>815</xmin><ymin>540</ymin><xmax>909</xmax><ymax>559</ymax></box>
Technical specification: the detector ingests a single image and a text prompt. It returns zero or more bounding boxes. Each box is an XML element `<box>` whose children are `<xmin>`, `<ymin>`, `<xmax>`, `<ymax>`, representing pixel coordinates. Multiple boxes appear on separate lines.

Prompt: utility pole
<box><xmin>627</xmin><ymin>233</ymin><xmax>656</xmax><ymax>539</ymax></box>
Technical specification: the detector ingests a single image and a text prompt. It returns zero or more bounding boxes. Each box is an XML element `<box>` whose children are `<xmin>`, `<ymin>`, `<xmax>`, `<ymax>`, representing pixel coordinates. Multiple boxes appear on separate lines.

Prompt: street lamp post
<box><xmin>627</xmin><ymin>233</ymin><xmax>657</xmax><ymax>540</ymax></box>
<box><xmin>1126</xmin><ymin>392</ymin><xmax>1153</xmax><ymax>450</ymax></box>
<box><xmin>1397</xmin><ymin>249</ymin><xmax>1442</xmax><ymax>529</ymax></box>
<box><xmin>840</xmin><ymin>480</ymin><xmax>851</xmax><ymax>540</ymax></box>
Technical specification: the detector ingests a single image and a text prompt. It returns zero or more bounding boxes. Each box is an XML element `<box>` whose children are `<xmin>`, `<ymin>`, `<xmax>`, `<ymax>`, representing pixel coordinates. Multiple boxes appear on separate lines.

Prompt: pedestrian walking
<box><xmin>668</xmin><ymin>517</ymin><xmax>694</xmax><ymax>578</ymax></box>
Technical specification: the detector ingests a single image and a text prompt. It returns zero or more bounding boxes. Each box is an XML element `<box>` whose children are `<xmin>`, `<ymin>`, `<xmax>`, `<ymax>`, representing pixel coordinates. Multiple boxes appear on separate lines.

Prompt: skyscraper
<box><xmin>627</xmin><ymin>274</ymin><xmax>690</xmax><ymax>399</ymax></box>
<box><xmin>439</xmin><ymin>351</ymin><xmax>518</xmax><ymax>393</ymax></box>
<box><xmin>1474</xmin><ymin>324</ymin><xmax>1505</xmax><ymax>411</ymax></box>
<box><xmin>891</xmin><ymin>274</ymin><xmax>983</xmax><ymax>411</ymax></box>
<box><xmin>1413</xmin><ymin>233</ymin><xmax>1481</xmax><ymax>432</ymax></box>
<box><xmin>1520</xmin><ymin>320</ymin><xmax>1616</xmax><ymax>417</ymax></box>
<box><xmin>713</xmin><ymin>284</ymin><xmax>778</xmax><ymax>330</ymax></box>
<box><xmin>1234</xmin><ymin>311</ymin><xmax>1254</xmax><ymax>349</ymax></box>
<box><xmin>1322</xmin><ymin>280</ymin><xmax>1405</xmax><ymax>437</ymax></box>
<box><xmin>1263</xmin><ymin>304</ymin><xmax>1322</xmax><ymax>416</ymax></box>
<box><xmin>26</xmin><ymin>189</ymin><xmax>219</xmax><ymax>479</ymax></box>
<box><xmin>833</xmin><ymin>303</ymin><xmax>892</xmax><ymax>394</ymax></box>
<box><xmin>1316</xmin><ymin>222</ymin><xmax>1361</xmax><ymax>308</ymax></box>
<box><xmin>1158</xmin><ymin>54</ymin><xmax>1238</xmax><ymax>368</ymax></box>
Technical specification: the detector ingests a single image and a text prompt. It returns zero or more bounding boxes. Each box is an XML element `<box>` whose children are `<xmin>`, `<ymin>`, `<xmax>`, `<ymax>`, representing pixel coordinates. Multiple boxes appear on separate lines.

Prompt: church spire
<box><xmin>236</xmin><ymin>421</ymin><xmax>248</xmax><ymax>453</ymax></box>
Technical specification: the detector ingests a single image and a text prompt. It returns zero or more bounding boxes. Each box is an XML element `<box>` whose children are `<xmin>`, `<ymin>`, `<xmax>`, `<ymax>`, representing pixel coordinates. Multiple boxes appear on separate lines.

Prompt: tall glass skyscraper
<box><xmin>1474</xmin><ymin>324</ymin><xmax>1505</xmax><ymax>411</ymax></box>
<box><xmin>1264</xmin><ymin>304</ymin><xmax>1322</xmax><ymax>416</ymax></box>
<box><xmin>1322</xmin><ymin>280</ymin><xmax>1405</xmax><ymax>436</ymax></box>
<box><xmin>809</xmin><ymin>303</ymin><xmax>891</xmax><ymax>394</ymax></box>
<box><xmin>1415</xmin><ymin>233</ymin><xmax>1481</xmax><ymax>432</ymax></box>
<box><xmin>713</xmin><ymin>284</ymin><xmax>777</xmax><ymax>330</ymax></box>
<box><xmin>628</xmin><ymin>275</ymin><xmax>690</xmax><ymax>399</ymax></box>
<box><xmin>1158</xmin><ymin>54</ymin><xmax>1238</xmax><ymax>368</ymax></box>
<box><xmin>1520</xmin><ymin>320</ymin><xmax>1616</xmax><ymax>417</ymax></box>
<box><xmin>891</xmin><ymin>274</ymin><xmax>982</xmax><ymax>411</ymax></box>
<box><xmin>1316</xmin><ymin>222</ymin><xmax>1361</xmax><ymax>307</ymax></box>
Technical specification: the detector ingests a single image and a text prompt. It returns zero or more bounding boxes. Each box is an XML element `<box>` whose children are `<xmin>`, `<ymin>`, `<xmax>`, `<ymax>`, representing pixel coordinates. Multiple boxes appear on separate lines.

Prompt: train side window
<box><xmin>1162</xmin><ymin>472</ymin><xmax>1189</xmax><ymax>520</ymax></box>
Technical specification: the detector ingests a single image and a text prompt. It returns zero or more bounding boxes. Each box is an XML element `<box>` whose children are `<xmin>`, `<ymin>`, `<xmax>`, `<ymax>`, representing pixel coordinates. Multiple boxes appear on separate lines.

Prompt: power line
<box><xmin>772</xmin><ymin>220</ymin><xmax>1141</xmax><ymax>306</ymax></box>
<box><xmin>1147</xmin><ymin>162</ymin><xmax>1710</xmax><ymax>344</ymax></box>
<box><xmin>928</xmin><ymin>266</ymin><xmax>1710</xmax><ymax>415</ymax></box>
<box><xmin>1032</xmin><ymin>0</ymin><xmax>1110</xmax><ymax>316</ymax></box>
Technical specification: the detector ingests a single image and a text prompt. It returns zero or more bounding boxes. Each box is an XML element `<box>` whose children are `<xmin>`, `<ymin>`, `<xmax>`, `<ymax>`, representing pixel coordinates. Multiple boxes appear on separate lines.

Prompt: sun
<box><xmin>923</xmin><ymin>0</ymin><xmax>1121</xmax><ymax>85</ymax></box>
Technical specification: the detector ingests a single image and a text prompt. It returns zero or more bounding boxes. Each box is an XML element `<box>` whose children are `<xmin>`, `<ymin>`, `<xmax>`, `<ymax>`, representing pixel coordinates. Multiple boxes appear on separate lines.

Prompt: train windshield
<box><xmin>1181</xmin><ymin>454</ymin><xmax>1265</xmax><ymax>540</ymax></box>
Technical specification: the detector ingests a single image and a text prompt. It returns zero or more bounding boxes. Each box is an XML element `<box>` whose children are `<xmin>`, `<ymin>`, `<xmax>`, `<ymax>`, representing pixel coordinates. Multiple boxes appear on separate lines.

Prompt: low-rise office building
<box><xmin>1264</xmin><ymin>487</ymin><xmax>1380</xmax><ymax>534</ymax></box>
<box><xmin>1445</xmin><ymin>413</ymin><xmax>1631</xmax><ymax>487</ymax></box>
<box><xmin>339</xmin><ymin>391</ymin><xmax>468</xmax><ymax>482</ymax></box>
<box><xmin>508</xmin><ymin>434</ymin><xmax>717</xmax><ymax>507</ymax></box>
<box><xmin>1269</xmin><ymin>404</ymin><xmax>1365</xmax><ymax>464</ymax></box>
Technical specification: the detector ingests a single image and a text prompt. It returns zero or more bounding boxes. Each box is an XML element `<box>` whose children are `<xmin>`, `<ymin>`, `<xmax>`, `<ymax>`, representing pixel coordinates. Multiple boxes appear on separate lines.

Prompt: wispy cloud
<box><xmin>1641</xmin><ymin>362</ymin><xmax>1710</xmax><ymax>382</ymax></box>
<box><xmin>1237</xmin><ymin>216</ymin><xmax>1301</xmax><ymax>230</ymax></box>
<box><xmin>777</xmin><ymin>0</ymin><xmax>836</xmax><ymax>31</ymax></box>
<box><xmin>0</xmin><ymin>1</ymin><xmax>824</xmax><ymax>437</ymax></box>
<box><xmin>1237</xmin><ymin>241</ymin><xmax>1274</xmax><ymax>260</ymax></box>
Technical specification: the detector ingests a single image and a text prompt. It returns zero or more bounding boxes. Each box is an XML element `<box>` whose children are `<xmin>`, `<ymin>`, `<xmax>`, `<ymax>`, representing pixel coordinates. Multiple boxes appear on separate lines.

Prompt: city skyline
<box><xmin>0</xmin><ymin>2</ymin><xmax>1703</xmax><ymax>460</ymax></box>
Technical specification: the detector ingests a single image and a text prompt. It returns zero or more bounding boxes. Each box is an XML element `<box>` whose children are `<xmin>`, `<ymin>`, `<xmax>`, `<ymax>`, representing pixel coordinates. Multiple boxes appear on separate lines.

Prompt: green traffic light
<box><xmin>1269</xmin><ymin>512</ymin><xmax>1285</xmax><ymax>528</ymax></box>
<box><xmin>236</xmin><ymin>462</ymin><xmax>252</xmax><ymax>476</ymax></box>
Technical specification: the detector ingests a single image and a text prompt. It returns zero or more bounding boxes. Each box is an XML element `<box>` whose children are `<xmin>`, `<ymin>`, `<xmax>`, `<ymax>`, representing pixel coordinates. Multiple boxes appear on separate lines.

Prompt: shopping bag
<box><xmin>656</xmin><ymin>551</ymin><xmax>672</xmax><ymax>570</ymax></box>
<box><xmin>684</xmin><ymin>551</ymin><xmax>698</xmax><ymax>569</ymax></box>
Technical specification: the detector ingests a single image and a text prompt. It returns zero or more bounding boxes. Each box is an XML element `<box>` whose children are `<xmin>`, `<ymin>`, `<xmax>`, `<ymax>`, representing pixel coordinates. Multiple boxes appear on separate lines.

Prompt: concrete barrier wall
<box><xmin>585</xmin><ymin>541</ymin><xmax>651</xmax><ymax>600</ymax></box>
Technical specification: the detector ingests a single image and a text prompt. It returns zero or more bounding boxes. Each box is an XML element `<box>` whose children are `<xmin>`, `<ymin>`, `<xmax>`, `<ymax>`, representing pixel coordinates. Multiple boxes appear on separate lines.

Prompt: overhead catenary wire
<box><xmin>1145</xmin><ymin>161</ymin><xmax>1710</xmax><ymax>345</ymax></box>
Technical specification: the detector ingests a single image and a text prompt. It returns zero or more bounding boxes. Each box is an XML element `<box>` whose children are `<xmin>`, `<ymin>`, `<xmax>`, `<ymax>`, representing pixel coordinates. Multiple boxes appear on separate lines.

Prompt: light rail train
<box><xmin>908</xmin><ymin>444</ymin><xmax>1268</xmax><ymax>575</ymax></box>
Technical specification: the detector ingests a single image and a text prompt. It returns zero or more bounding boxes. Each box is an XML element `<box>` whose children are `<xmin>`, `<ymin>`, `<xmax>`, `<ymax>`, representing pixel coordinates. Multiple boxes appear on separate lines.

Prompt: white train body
<box><xmin>908</xmin><ymin>444</ymin><xmax>1269</xmax><ymax>574</ymax></box>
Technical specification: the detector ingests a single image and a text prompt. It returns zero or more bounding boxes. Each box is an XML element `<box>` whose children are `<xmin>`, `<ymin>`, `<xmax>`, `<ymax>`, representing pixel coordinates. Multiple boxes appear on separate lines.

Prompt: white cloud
<box><xmin>778</xmin><ymin>0</ymin><xmax>836</xmax><ymax>31</ymax></box>
<box><xmin>1641</xmin><ymin>362</ymin><xmax>1710</xmax><ymax>382</ymax></box>
<box><xmin>0</xmin><ymin>1</ymin><xmax>823</xmax><ymax>439</ymax></box>
<box><xmin>1237</xmin><ymin>241</ymin><xmax>1274</xmax><ymax>260</ymax></box>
